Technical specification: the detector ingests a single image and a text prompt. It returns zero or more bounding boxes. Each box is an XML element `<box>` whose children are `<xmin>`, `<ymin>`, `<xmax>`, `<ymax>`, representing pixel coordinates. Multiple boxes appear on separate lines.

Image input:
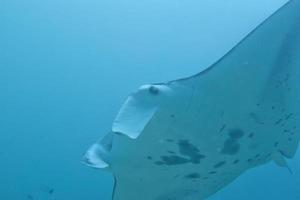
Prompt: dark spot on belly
<box><xmin>167</xmin><ymin>151</ymin><xmax>176</xmax><ymax>154</ymax></box>
<box><xmin>219</xmin><ymin>124</ymin><xmax>226</xmax><ymax>133</ymax></box>
<box><xmin>184</xmin><ymin>173</ymin><xmax>201</xmax><ymax>179</ymax></box>
<box><xmin>283</xmin><ymin>129</ymin><xmax>291</xmax><ymax>134</ymax></box>
<box><xmin>147</xmin><ymin>156</ymin><xmax>153</xmax><ymax>160</ymax></box>
<box><xmin>275</xmin><ymin>119</ymin><xmax>283</xmax><ymax>125</ymax></box>
<box><xmin>228</xmin><ymin>129</ymin><xmax>244</xmax><ymax>139</ymax></box>
<box><xmin>160</xmin><ymin>155</ymin><xmax>189</xmax><ymax>165</ymax></box>
<box><xmin>233</xmin><ymin>159</ymin><xmax>239</xmax><ymax>164</ymax></box>
<box><xmin>177</xmin><ymin>140</ymin><xmax>206</xmax><ymax>164</ymax></box>
<box><xmin>221</xmin><ymin>138</ymin><xmax>240</xmax><ymax>155</ymax></box>
<box><xmin>48</xmin><ymin>189</ymin><xmax>54</xmax><ymax>194</ymax></box>
<box><xmin>248</xmin><ymin>133</ymin><xmax>254</xmax><ymax>138</ymax></box>
<box><xmin>209</xmin><ymin>171</ymin><xmax>217</xmax><ymax>174</ymax></box>
<box><xmin>214</xmin><ymin>161</ymin><xmax>226</xmax><ymax>168</ymax></box>
<box><xmin>285</xmin><ymin>113</ymin><xmax>293</xmax><ymax>120</ymax></box>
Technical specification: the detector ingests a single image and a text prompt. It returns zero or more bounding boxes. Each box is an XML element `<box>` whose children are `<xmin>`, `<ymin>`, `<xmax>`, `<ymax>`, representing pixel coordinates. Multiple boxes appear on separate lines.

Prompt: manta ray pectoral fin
<box><xmin>272</xmin><ymin>151</ymin><xmax>293</xmax><ymax>174</ymax></box>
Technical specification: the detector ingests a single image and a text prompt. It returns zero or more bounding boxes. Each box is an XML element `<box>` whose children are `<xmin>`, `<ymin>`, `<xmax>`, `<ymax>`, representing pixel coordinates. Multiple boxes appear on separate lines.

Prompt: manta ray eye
<box><xmin>148</xmin><ymin>85</ymin><xmax>160</xmax><ymax>95</ymax></box>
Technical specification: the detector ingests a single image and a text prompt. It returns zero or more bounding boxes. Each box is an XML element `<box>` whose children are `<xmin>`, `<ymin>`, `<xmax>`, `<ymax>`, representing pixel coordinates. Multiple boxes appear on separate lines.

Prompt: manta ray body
<box><xmin>84</xmin><ymin>1</ymin><xmax>300</xmax><ymax>199</ymax></box>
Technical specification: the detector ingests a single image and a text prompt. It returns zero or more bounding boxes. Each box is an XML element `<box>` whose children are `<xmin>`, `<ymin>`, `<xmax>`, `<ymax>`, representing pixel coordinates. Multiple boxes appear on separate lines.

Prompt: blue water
<box><xmin>1</xmin><ymin>0</ymin><xmax>299</xmax><ymax>199</ymax></box>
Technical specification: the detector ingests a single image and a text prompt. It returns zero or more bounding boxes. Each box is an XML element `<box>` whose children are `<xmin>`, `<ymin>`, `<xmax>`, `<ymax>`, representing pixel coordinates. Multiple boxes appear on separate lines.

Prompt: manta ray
<box><xmin>83</xmin><ymin>0</ymin><xmax>300</xmax><ymax>199</ymax></box>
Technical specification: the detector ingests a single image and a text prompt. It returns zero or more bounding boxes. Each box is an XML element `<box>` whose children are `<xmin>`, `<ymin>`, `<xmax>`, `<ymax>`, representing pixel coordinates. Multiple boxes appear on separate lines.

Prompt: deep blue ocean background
<box><xmin>1</xmin><ymin>0</ymin><xmax>300</xmax><ymax>199</ymax></box>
